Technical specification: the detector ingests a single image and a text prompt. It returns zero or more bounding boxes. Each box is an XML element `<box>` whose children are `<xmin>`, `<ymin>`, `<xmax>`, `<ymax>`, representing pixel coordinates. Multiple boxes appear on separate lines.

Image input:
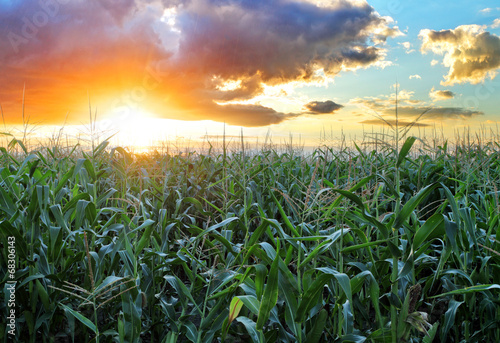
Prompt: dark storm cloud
<box><xmin>304</xmin><ymin>100</ymin><xmax>343</xmax><ymax>114</ymax></box>
<box><xmin>174</xmin><ymin>0</ymin><xmax>398</xmax><ymax>83</ymax></box>
<box><xmin>0</xmin><ymin>0</ymin><xmax>400</xmax><ymax>126</ymax></box>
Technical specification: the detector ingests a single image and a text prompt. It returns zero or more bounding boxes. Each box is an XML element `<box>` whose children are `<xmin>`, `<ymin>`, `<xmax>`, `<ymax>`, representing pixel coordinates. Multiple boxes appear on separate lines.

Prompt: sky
<box><xmin>1</xmin><ymin>0</ymin><xmax>500</xmax><ymax>147</ymax></box>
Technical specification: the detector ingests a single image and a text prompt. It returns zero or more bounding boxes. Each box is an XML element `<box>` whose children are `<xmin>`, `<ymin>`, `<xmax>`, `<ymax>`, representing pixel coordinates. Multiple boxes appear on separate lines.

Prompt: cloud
<box><xmin>431</xmin><ymin>59</ymin><xmax>439</xmax><ymax>66</ymax></box>
<box><xmin>351</xmin><ymin>89</ymin><xmax>483</xmax><ymax>120</ymax></box>
<box><xmin>399</xmin><ymin>41</ymin><xmax>415</xmax><ymax>54</ymax></box>
<box><xmin>409</xmin><ymin>74</ymin><xmax>421</xmax><ymax>80</ymax></box>
<box><xmin>429</xmin><ymin>88</ymin><xmax>455</xmax><ymax>101</ymax></box>
<box><xmin>304</xmin><ymin>100</ymin><xmax>343</xmax><ymax>114</ymax></box>
<box><xmin>492</xmin><ymin>18</ymin><xmax>500</xmax><ymax>28</ymax></box>
<box><xmin>0</xmin><ymin>0</ymin><xmax>401</xmax><ymax>127</ymax></box>
<box><xmin>480</xmin><ymin>7</ymin><xmax>500</xmax><ymax>14</ymax></box>
<box><xmin>361</xmin><ymin>119</ymin><xmax>430</xmax><ymax>127</ymax></box>
<box><xmin>209</xmin><ymin>103</ymin><xmax>296</xmax><ymax>126</ymax></box>
<box><xmin>419</xmin><ymin>25</ymin><xmax>500</xmax><ymax>85</ymax></box>
<box><xmin>174</xmin><ymin>0</ymin><xmax>400</xmax><ymax>81</ymax></box>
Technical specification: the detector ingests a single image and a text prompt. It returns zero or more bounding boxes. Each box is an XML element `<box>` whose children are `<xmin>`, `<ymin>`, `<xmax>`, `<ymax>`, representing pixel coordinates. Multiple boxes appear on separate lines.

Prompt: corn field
<box><xmin>1</xmin><ymin>134</ymin><xmax>500</xmax><ymax>342</ymax></box>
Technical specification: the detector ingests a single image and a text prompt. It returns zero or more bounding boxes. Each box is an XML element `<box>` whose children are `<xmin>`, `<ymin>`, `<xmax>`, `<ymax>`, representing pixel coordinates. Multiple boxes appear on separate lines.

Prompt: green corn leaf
<box><xmin>423</xmin><ymin>322</ymin><xmax>439</xmax><ymax>343</ymax></box>
<box><xmin>256</xmin><ymin>240</ymin><xmax>280</xmax><ymax>330</ymax></box>
<box><xmin>317</xmin><ymin>267</ymin><xmax>352</xmax><ymax>305</ymax></box>
<box><xmin>441</xmin><ymin>300</ymin><xmax>463</xmax><ymax>341</ymax></box>
<box><xmin>430</xmin><ymin>284</ymin><xmax>500</xmax><ymax>298</ymax></box>
<box><xmin>54</xmin><ymin>165</ymin><xmax>75</xmax><ymax>195</ymax></box>
<box><xmin>93</xmin><ymin>140</ymin><xmax>110</xmax><ymax>157</ymax></box>
<box><xmin>394</xmin><ymin>182</ymin><xmax>439</xmax><ymax>230</ymax></box>
<box><xmin>237</xmin><ymin>295</ymin><xmax>260</xmax><ymax>316</ymax></box>
<box><xmin>413</xmin><ymin>213</ymin><xmax>445</xmax><ymax>251</ymax></box>
<box><xmin>164</xmin><ymin>275</ymin><xmax>202</xmax><ymax>314</ymax></box>
<box><xmin>271</xmin><ymin>191</ymin><xmax>300</xmax><ymax>237</ymax></box>
<box><xmin>323</xmin><ymin>175</ymin><xmax>375</xmax><ymax>217</ymax></box>
<box><xmin>298</xmin><ymin>228</ymin><xmax>351</xmax><ymax>269</ymax></box>
<box><xmin>15</xmin><ymin>153</ymin><xmax>37</xmax><ymax>176</ymax></box>
<box><xmin>397</xmin><ymin>136</ymin><xmax>417</xmax><ymax>167</ymax></box>
<box><xmin>135</xmin><ymin>221</ymin><xmax>155</xmax><ymax>255</ymax></box>
<box><xmin>183</xmin><ymin>197</ymin><xmax>211</xmax><ymax>216</ymax></box>
<box><xmin>59</xmin><ymin>304</ymin><xmax>97</xmax><ymax>334</ymax></box>
<box><xmin>440</xmin><ymin>183</ymin><xmax>460</xmax><ymax>229</ymax></box>
<box><xmin>338</xmin><ymin>333</ymin><xmax>367</xmax><ymax>342</ymax></box>
<box><xmin>248</xmin><ymin>221</ymin><xmax>269</xmax><ymax>246</ymax></box>
<box><xmin>278</xmin><ymin>270</ymin><xmax>299</xmax><ymax>335</ymax></box>
<box><xmin>82</xmin><ymin>159</ymin><xmax>96</xmax><ymax>181</ymax></box>
<box><xmin>330</xmin><ymin>189</ymin><xmax>389</xmax><ymax>238</ymax></box>
<box><xmin>194</xmin><ymin>217</ymin><xmax>239</xmax><ymax>241</ymax></box>
<box><xmin>36</xmin><ymin>280</ymin><xmax>50</xmax><ymax>310</ymax></box>
<box><xmin>62</xmin><ymin>192</ymin><xmax>91</xmax><ymax>213</ymax></box>
<box><xmin>296</xmin><ymin>273</ymin><xmax>332</xmax><ymax>323</ymax></box>
<box><xmin>341</xmin><ymin>238</ymin><xmax>392</xmax><ymax>253</ymax></box>
<box><xmin>305</xmin><ymin>309</ymin><xmax>327</xmax><ymax>343</ymax></box>
<box><xmin>199</xmin><ymin>299</ymin><xmax>227</xmax><ymax>331</ymax></box>
<box><xmin>235</xmin><ymin>317</ymin><xmax>263</xmax><ymax>343</ymax></box>
<box><xmin>0</xmin><ymin>220</ymin><xmax>28</xmax><ymax>259</ymax></box>
<box><xmin>253</xmin><ymin>264</ymin><xmax>267</xmax><ymax>300</ymax></box>
<box><xmin>185</xmin><ymin>322</ymin><xmax>198</xmax><ymax>342</ymax></box>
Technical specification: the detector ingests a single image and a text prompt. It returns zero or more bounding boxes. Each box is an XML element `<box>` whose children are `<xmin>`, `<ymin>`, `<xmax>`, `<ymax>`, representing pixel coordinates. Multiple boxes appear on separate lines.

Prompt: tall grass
<box><xmin>0</xmin><ymin>126</ymin><xmax>500</xmax><ymax>342</ymax></box>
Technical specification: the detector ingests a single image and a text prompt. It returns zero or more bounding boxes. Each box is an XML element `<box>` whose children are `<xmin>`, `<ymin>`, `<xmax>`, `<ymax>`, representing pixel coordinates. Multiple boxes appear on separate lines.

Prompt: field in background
<box><xmin>1</xmin><ymin>124</ymin><xmax>500</xmax><ymax>342</ymax></box>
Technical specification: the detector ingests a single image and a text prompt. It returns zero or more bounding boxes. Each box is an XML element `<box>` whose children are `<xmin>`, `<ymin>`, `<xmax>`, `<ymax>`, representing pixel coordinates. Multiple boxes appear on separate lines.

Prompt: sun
<box><xmin>101</xmin><ymin>108</ymin><xmax>264</xmax><ymax>151</ymax></box>
<box><xmin>105</xmin><ymin>109</ymin><xmax>200</xmax><ymax>149</ymax></box>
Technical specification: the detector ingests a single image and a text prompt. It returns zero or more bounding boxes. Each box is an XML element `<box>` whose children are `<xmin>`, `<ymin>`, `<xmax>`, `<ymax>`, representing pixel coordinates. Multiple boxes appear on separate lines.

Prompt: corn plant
<box><xmin>0</xmin><ymin>128</ymin><xmax>500</xmax><ymax>342</ymax></box>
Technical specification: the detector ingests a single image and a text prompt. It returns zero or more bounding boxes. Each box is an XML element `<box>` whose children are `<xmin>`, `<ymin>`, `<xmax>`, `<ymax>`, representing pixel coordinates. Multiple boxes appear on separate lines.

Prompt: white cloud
<box><xmin>480</xmin><ymin>7</ymin><xmax>500</xmax><ymax>14</ymax></box>
<box><xmin>399</xmin><ymin>41</ymin><xmax>415</xmax><ymax>54</ymax></box>
<box><xmin>420</xmin><ymin>25</ymin><xmax>500</xmax><ymax>85</ymax></box>
<box><xmin>409</xmin><ymin>74</ymin><xmax>421</xmax><ymax>79</ymax></box>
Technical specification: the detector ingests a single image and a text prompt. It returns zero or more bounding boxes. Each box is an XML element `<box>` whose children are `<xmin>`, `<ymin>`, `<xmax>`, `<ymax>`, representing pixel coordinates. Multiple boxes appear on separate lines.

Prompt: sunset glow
<box><xmin>1</xmin><ymin>0</ymin><xmax>500</xmax><ymax>146</ymax></box>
